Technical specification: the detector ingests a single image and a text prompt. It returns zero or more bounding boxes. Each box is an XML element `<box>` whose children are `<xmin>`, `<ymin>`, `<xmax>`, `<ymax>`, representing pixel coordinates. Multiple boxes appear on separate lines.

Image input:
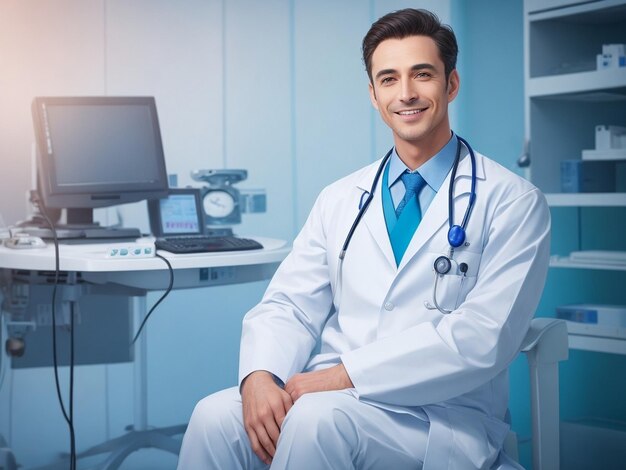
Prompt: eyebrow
<box><xmin>374</xmin><ymin>63</ymin><xmax>437</xmax><ymax>81</ymax></box>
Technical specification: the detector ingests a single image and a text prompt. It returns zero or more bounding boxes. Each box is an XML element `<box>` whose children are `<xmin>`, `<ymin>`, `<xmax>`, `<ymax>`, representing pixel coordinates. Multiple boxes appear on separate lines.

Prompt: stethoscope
<box><xmin>336</xmin><ymin>134</ymin><xmax>477</xmax><ymax>315</ymax></box>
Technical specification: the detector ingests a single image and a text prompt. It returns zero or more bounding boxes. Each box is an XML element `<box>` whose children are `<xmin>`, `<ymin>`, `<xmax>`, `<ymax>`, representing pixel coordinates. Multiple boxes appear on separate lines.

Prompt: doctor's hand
<box><xmin>284</xmin><ymin>363</ymin><xmax>354</xmax><ymax>402</ymax></box>
<box><xmin>241</xmin><ymin>370</ymin><xmax>293</xmax><ymax>465</ymax></box>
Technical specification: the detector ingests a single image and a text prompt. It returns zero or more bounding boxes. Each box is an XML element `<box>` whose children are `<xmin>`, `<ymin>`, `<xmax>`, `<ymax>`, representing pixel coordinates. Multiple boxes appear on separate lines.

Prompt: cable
<box><xmin>0</xmin><ymin>312</ymin><xmax>8</xmax><ymax>392</ymax></box>
<box><xmin>69</xmin><ymin>301</ymin><xmax>76</xmax><ymax>470</ymax></box>
<box><xmin>131</xmin><ymin>253</ymin><xmax>173</xmax><ymax>346</ymax></box>
<box><xmin>37</xmin><ymin>199</ymin><xmax>77</xmax><ymax>470</ymax></box>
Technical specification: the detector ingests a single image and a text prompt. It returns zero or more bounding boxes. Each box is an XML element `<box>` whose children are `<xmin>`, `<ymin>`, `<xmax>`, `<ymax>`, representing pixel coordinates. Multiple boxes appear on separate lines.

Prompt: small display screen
<box><xmin>159</xmin><ymin>193</ymin><xmax>202</xmax><ymax>235</ymax></box>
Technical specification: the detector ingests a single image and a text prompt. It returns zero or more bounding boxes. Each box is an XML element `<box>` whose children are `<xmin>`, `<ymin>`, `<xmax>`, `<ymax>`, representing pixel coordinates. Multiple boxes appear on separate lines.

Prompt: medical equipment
<box><xmin>338</xmin><ymin>135</ymin><xmax>477</xmax><ymax>315</ymax></box>
<box><xmin>147</xmin><ymin>188</ymin><xmax>263</xmax><ymax>254</ymax></box>
<box><xmin>3</xmin><ymin>234</ymin><xmax>46</xmax><ymax>249</ymax></box>
<box><xmin>191</xmin><ymin>169</ymin><xmax>267</xmax><ymax>228</ymax></box>
<box><xmin>30</xmin><ymin>96</ymin><xmax>169</xmax><ymax>241</ymax></box>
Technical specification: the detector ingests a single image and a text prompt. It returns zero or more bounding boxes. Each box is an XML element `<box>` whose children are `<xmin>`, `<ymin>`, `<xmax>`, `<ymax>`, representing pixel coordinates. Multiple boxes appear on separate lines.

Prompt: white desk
<box><xmin>0</xmin><ymin>236</ymin><xmax>290</xmax><ymax>469</ymax></box>
<box><xmin>0</xmin><ymin>236</ymin><xmax>288</xmax><ymax>273</ymax></box>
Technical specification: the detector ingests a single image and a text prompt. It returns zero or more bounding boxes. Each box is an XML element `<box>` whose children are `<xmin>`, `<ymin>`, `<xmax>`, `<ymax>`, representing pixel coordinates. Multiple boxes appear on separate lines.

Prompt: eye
<box><xmin>415</xmin><ymin>71</ymin><xmax>432</xmax><ymax>79</ymax></box>
<box><xmin>380</xmin><ymin>76</ymin><xmax>396</xmax><ymax>85</ymax></box>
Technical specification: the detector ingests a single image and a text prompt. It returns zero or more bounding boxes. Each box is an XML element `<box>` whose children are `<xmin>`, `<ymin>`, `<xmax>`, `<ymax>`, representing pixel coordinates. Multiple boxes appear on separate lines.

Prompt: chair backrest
<box><xmin>516</xmin><ymin>318</ymin><xmax>569</xmax><ymax>470</ymax></box>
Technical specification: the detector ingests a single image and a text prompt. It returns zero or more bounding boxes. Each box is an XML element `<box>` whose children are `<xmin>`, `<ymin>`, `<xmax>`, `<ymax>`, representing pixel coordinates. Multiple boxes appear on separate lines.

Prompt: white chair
<box><xmin>504</xmin><ymin>318</ymin><xmax>569</xmax><ymax>470</ymax></box>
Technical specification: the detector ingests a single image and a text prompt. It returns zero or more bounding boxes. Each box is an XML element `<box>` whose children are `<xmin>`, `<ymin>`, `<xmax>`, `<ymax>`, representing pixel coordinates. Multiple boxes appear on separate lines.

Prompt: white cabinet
<box><xmin>524</xmin><ymin>0</ymin><xmax>626</xmax><ymax>197</ymax></box>
<box><xmin>523</xmin><ymin>5</ymin><xmax>626</xmax><ymax>467</ymax></box>
<box><xmin>524</xmin><ymin>0</ymin><xmax>626</xmax><ymax>256</ymax></box>
<box><xmin>524</xmin><ymin>0</ymin><xmax>626</xmax><ymax>342</ymax></box>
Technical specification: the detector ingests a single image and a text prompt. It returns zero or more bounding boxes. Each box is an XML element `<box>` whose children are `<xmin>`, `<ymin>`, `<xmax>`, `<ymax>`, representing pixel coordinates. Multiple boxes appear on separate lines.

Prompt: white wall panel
<box><xmin>223</xmin><ymin>0</ymin><xmax>293</xmax><ymax>240</ymax></box>
<box><xmin>0</xmin><ymin>0</ymin><xmax>106</xmax><ymax>225</ymax></box>
<box><xmin>293</xmin><ymin>0</ymin><xmax>373</xmax><ymax>230</ymax></box>
<box><xmin>106</xmin><ymin>0</ymin><xmax>223</xmax><ymax>187</ymax></box>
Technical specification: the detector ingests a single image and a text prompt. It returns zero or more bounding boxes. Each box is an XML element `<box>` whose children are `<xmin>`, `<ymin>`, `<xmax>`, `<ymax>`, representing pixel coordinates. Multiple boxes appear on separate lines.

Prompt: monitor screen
<box><xmin>32</xmin><ymin>96</ymin><xmax>169</xmax><ymax>213</ymax></box>
<box><xmin>148</xmin><ymin>188</ymin><xmax>205</xmax><ymax>237</ymax></box>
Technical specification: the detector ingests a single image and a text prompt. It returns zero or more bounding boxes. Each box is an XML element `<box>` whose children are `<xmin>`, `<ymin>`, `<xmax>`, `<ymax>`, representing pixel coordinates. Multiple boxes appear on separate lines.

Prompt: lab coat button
<box><xmin>384</xmin><ymin>301</ymin><xmax>394</xmax><ymax>311</ymax></box>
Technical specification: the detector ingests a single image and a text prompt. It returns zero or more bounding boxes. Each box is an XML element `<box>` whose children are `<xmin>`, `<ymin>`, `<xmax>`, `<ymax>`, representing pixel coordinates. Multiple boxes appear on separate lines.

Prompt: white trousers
<box><xmin>177</xmin><ymin>386</ymin><xmax>429</xmax><ymax>470</ymax></box>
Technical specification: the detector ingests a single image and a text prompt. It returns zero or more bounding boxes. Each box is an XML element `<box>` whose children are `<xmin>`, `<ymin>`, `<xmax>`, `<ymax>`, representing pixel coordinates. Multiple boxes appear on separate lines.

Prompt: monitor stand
<box><xmin>19</xmin><ymin>208</ymin><xmax>141</xmax><ymax>241</ymax></box>
<box><xmin>22</xmin><ymin>225</ymin><xmax>142</xmax><ymax>241</ymax></box>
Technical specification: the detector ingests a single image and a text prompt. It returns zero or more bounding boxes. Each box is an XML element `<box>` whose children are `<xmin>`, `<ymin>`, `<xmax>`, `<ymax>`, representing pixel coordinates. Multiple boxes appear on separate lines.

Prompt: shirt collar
<box><xmin>388</xmin><ymin>132</ymin><xmax>458</xmax><ymax>192</ymax></box>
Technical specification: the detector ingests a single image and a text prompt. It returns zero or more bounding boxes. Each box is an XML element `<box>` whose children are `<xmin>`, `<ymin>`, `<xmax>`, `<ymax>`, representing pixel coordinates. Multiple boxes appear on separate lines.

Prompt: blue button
<box><xmin>120</xmin><ymin>249</ymin><xmax>128</xmax><ymax>256</ymax></box>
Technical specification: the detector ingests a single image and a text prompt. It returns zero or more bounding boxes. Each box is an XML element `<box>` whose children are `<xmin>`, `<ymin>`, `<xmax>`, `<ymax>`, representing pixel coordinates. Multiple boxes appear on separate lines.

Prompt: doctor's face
<box><xmin>368</xmin><ymin>35</ymin><xmax>459</xmax><ymax>160</ymax></box>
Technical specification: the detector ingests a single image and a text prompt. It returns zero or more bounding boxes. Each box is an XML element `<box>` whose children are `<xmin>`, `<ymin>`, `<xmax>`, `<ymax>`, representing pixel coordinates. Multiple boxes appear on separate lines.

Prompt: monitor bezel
<box><xmin>32</xmin><ymin>96</ymin><xmax>169</xmax><ymax>210</ymax></box>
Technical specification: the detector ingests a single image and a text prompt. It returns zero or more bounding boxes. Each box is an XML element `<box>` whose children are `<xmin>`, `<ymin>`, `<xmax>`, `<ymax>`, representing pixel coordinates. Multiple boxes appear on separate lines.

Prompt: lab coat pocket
<box><xmin>434</xmin><ymin>273</ymin><xmax>465</xmax><ymax>312</ymax></box>
<box><xmin>430</xmin><ymin>251</ymin><xmax>482</xmax><ymax>312</ymax></box>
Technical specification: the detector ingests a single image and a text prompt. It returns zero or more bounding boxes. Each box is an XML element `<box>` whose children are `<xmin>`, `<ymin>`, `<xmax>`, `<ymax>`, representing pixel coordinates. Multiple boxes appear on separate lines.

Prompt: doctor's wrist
<box><xmin>241</xmin><ymin>370</ymin><xmax>281</xmax><ymax>393</ymax></box>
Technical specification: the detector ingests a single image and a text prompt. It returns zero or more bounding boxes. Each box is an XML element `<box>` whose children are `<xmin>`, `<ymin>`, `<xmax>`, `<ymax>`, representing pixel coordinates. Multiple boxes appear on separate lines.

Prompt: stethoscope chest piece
<box><xmin>434</xmin><ymin>255</ymin><xmax>452</xmax><ymax>275</ymax></box>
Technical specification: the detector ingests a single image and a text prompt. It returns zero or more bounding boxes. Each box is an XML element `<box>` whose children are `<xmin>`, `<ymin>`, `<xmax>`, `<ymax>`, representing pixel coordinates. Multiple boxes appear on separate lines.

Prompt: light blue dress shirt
<box><xmin>388</xmin><ymin>133</ymin><xmax>458</xmax><ymax>215</ymax></box>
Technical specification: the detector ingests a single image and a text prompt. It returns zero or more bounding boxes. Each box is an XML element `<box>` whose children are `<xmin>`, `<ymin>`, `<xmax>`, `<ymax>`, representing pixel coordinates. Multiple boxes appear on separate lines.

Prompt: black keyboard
<box><xmin>155</xmin><ymin>236</ymin><xmax>263</xmax><ymax>254</ymax></box>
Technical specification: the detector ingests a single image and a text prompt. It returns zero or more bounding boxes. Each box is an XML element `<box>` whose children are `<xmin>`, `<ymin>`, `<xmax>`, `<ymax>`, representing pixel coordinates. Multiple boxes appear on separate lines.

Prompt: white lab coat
<box><xmin>239</xmin><ymin>149</ymin><xmax>551</xmax><ymax>469</ymax></box>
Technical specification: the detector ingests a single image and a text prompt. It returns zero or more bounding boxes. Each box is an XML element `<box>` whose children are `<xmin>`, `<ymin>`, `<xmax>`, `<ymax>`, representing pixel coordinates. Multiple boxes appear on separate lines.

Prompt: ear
<box><xmin>368</xmin><ymin>82</ymin><xmax>379</xmax><ymax>110</ymax></box>
<box><xmin>447</xmin><ymin>69</ymin><xmax>460</xmax><ymax>103</ymax></box>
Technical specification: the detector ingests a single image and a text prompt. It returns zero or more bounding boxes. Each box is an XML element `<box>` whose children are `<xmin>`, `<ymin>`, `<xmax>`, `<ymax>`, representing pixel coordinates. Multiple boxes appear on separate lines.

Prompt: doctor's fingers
<box><xmin>245</xmin><ymin>426</ymin><xmax>273</xmax><ymax>465</ymax></box>
<box><xmin>276</xmin><ymin>389</ymin><xmax>293</xmax><ymax>427</ymax></box>
<box><xmin>245</xmin><ymin>400</ymin><xmax>287</xmax><ymax>457</ymax></box>
<box><xmin>249</xmin><ymin>412</ymin><xmax>282</xmax><ymax>460</ymax></box>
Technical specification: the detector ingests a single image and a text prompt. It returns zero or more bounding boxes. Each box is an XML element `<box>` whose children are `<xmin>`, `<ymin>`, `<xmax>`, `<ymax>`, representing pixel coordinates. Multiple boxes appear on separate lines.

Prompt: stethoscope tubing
<box><xmin>337</xmin><ymin>135</ymin><xmax>477</xmax><ymax>315</ymax></box>
<box><xmin>339</xmin><ymin>147</ymin><xmax>393</xmax><ymax>260</ymax></box>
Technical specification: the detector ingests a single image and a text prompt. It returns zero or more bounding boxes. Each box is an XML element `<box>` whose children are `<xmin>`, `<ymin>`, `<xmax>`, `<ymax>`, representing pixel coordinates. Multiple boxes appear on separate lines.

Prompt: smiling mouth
<box><xmin>396</xmin><ymin>108</ymin><xmax>427</xmax><ymax>116</ymax></box>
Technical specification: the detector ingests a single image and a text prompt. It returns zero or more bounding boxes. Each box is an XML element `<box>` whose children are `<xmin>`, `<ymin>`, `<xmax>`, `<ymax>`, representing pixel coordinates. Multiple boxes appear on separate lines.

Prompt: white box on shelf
<box><xmin>597</xmin><ymin>53</ymin><xmax>614</xmax><ymax>70</ymax></box>
<box><xmin>597</xmin><ymin>45</ymin><xmax>626</xmax><ymax>70</ymax></box>
<box><xmin>602</xmin><ymin>44</ymin><xmax>626</xmax><ymax>57</ymax></box>
<box><xmin>596</xmin><ymin>125</ymin><xmax>626</xmax><ymax>150</ymax></box>
<box><xmin>582</xmin><ymin>148</ymin><xmax>626</xmax><ymax>161</ymax></box>
<box><xmin>556</xmin><ymin>304</ymin><xmax>626</xmax><ymax>327</ymax></box>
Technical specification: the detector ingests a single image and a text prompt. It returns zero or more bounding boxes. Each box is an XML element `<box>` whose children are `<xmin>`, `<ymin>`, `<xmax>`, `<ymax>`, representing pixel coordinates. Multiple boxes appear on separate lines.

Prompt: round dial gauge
<box><xmin>203</xmin><ymin>190</ymin><xmax>236</xmax><ymax>218</ymax></box>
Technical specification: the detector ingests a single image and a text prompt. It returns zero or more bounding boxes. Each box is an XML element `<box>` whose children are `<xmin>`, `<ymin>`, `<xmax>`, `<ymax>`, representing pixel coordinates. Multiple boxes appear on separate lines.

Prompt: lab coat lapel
<box><xmin>355</xmin><ymin>162</ymin><xmax>396</xmax><ymax>269</ymax></box>
<box><xmin>397</xmin><ymin>152</ymin><xmax>486</xmax><ymax>272</ymax></box>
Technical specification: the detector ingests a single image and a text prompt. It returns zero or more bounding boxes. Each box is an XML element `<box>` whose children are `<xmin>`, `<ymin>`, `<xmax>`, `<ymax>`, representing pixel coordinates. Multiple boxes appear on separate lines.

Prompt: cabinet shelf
<box><xmin>545</xmin><ymin>193</ymin><xmax>626</xmax><ymax>206</ymax></box>
<box><xmin>549</xmin><ymin>255</ymin><xmax>626</xmax><ymax>271</ymax></box>
<box><xmin>528</xmin><ymin>68</ymin><xmax>626</xmax><ymax>98</ymax></box>
<box><xmin>529</xmin><ymin>0</ymin><xmax>626</xmax><ymax>21</ymax></box>
<box><xmin>568</xmin><ymin>334</ymin><xmax>626</xmax><ymax>354</ymax></box>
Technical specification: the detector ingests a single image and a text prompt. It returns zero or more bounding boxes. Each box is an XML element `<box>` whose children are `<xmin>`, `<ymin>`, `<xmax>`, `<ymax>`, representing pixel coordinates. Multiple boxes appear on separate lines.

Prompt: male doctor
<box><xmin>178</xmin><ymin>8</ymin><xmax>550</xmax><ymax>469</ymax></box>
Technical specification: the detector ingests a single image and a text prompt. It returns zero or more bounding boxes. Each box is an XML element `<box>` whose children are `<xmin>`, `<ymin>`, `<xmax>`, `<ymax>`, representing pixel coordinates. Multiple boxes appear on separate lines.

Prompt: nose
<box><xmin>399</xmin><ymin>78</ymin><xmax>418</xmax><ymax>103</ymax></box>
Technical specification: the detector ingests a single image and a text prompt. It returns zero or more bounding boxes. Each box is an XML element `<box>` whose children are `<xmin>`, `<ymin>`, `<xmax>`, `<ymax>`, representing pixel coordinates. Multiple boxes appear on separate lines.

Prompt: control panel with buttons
<box><xmin>106</xmin><ymin>243</ymin><xmax>155</xmax><ymax>259</ymax></box>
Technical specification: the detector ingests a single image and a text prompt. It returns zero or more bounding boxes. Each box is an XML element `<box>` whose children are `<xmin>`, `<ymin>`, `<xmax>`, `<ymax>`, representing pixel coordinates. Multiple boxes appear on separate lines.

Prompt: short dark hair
<box><xmin>362</xmin><ymin>8</ymin><xmax>458</xmax><ymax>83</ymax></box>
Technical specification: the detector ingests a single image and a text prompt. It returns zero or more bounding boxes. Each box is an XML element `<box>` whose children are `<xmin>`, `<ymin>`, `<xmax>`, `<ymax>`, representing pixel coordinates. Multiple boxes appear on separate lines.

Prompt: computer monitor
<box><xmin>31</xmin><ymin>96</ymin><xmax>169</xmax><ymax>239</ymax></box>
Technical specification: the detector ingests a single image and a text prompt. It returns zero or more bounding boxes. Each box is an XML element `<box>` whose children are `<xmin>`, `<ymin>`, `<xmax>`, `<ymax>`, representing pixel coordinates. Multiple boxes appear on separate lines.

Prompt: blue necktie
<box><xmin>396</xmin><ymin>171</ymin><xmax>426</xmax><ymax>219</ymax></box>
